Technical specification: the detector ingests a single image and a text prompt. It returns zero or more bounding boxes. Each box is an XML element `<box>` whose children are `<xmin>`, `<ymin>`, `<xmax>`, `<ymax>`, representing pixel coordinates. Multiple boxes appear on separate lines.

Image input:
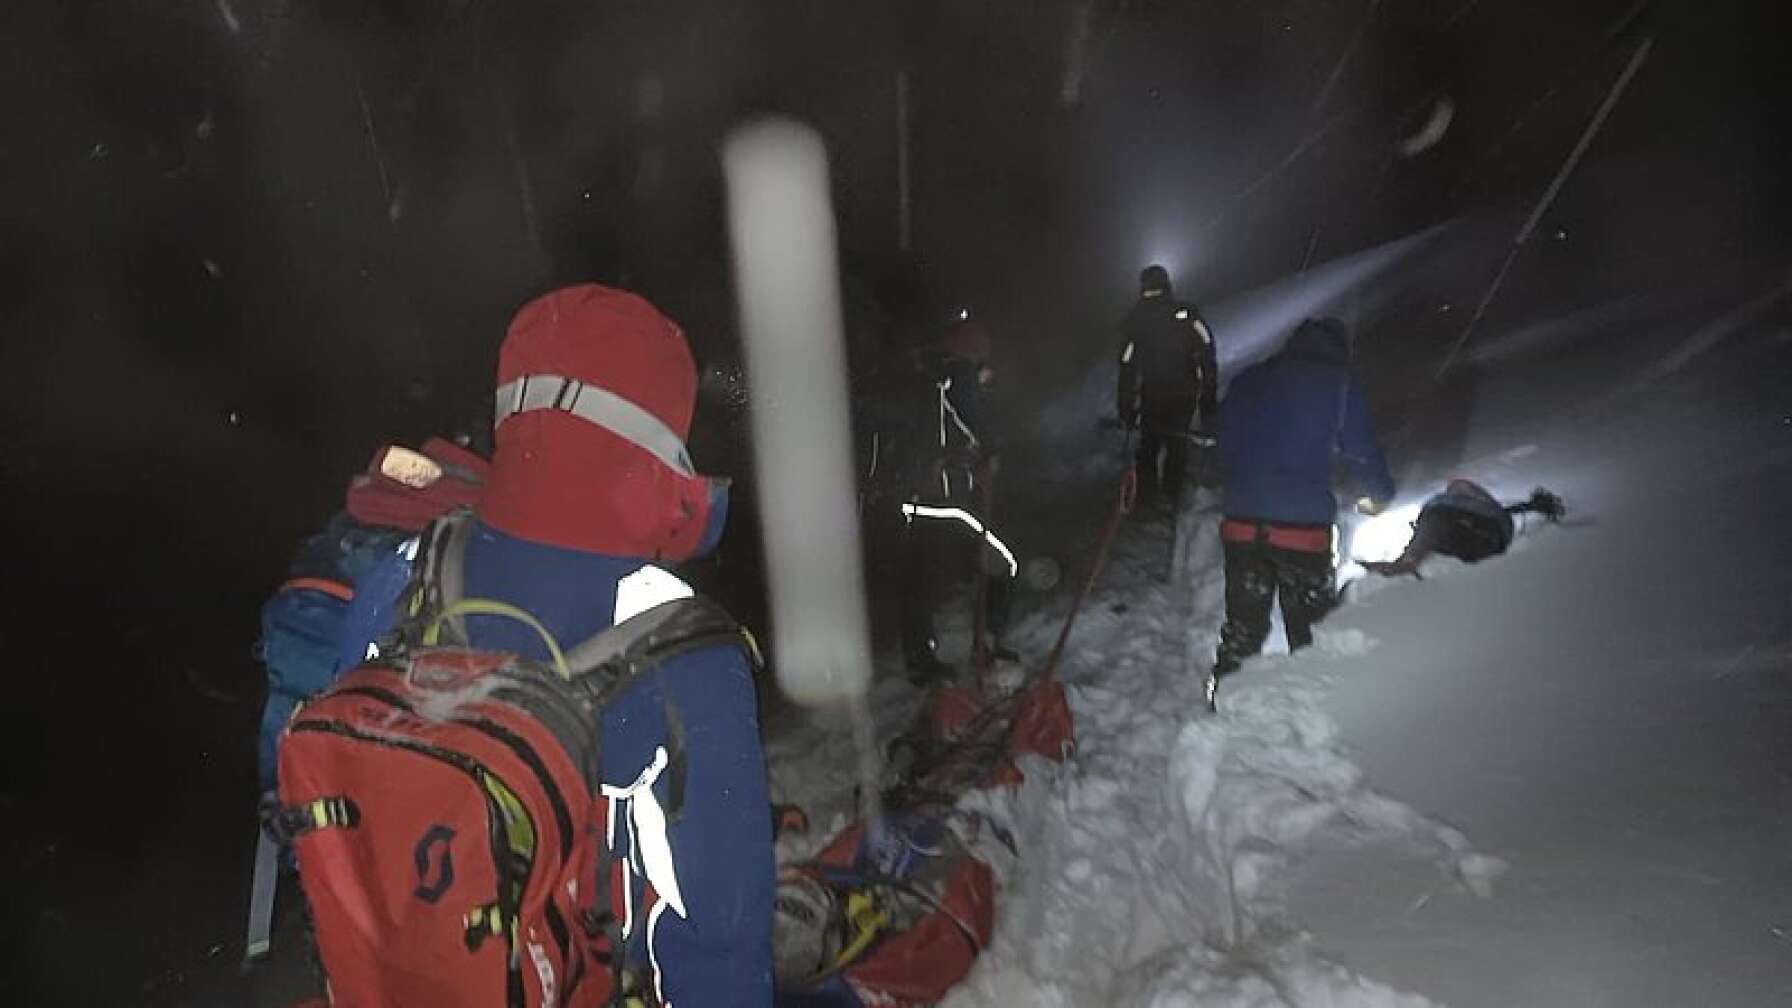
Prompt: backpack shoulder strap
<box><xmin>391</xmin><ymin>508</ymin><xmax>474</xmax><ymax>649</ymax></box>
<box><xmin>563</xmin><ymin>595</ymin><xmax>759</xmax><ymax>695</ymax></box>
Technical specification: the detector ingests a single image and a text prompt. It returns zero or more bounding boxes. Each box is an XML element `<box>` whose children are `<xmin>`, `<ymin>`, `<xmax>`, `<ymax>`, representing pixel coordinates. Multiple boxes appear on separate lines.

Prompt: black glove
<box><xmin>1529</xmin><ymin>488</ymin><xmax>1566</xmax><ymax>522</ymax></box>
<box><xmin>1360</xmin><ymin>559</ymin><xmax>1423</xmax><ymax>580</ymax></box>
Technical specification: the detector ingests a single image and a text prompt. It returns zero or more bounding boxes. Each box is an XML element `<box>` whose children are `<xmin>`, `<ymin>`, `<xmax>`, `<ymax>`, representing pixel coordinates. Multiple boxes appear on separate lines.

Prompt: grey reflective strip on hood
<box><xmin>495</xmin><ymin>375</ymin><xmax>694</xmax><ymax>477</ymax></box>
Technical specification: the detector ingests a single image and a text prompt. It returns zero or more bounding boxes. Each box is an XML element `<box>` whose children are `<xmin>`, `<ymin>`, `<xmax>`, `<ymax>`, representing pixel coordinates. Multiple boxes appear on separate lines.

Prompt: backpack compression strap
<box><xmin>562</xmin><ymin>596</ymin><xmax>761</xmax><ymax>688</ymax></box>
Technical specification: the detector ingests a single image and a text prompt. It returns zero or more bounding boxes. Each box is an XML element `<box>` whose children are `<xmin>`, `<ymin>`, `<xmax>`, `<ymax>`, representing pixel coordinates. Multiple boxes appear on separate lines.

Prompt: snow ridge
<box><xmin>942</xmin><ymin>488</ymin><xmax>1503</xmax><ymax>1007</ymax></box>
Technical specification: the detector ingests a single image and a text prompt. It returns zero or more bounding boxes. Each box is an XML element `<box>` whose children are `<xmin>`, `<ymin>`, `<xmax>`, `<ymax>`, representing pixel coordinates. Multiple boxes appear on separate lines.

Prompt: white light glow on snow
<box><xmin>1348</xmin><ymin>503</ymin><xmax>1422</xmax><ymax>564</ymax></box>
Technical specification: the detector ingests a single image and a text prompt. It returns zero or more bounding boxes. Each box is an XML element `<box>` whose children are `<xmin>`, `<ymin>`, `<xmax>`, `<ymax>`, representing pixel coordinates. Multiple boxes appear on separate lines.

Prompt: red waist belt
<box><xmin>1219</xmin><ymin>519</ymin><xmax>1332</xmax><ymax>554</ymax></box>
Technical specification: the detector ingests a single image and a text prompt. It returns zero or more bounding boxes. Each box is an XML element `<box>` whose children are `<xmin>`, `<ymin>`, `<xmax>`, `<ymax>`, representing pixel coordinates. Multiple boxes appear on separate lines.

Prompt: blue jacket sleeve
<box><xmin>1336</xmin><ymin>378</ymin><xmax>1395</xmax><ymax>503</ymax></box>
<box><xmin>604</xmin><ymin>647</ymin><xmax>774</xmax><ymax>1007</ymax></box>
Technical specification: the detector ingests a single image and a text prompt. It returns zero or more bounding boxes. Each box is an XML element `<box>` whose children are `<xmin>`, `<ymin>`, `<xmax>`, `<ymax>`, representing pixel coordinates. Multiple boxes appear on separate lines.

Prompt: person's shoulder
<box><xmin>1232</xmin><ymin>355</ymin><xmax>1276</xmax><ymax>382</ymax></box>
<box><xmin>649</xmin><ymin>629</ymin><xmax>759</xmax><ymax>697</ymax></box>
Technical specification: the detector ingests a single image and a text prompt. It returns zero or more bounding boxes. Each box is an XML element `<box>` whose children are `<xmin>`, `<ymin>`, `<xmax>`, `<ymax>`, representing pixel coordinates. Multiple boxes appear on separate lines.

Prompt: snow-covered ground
<box><xmin>1290</xmin><ymin>324</ymin><xmax>1792</xmax><ymax>1006</ymax></box>
<box><xmin>766</xmin><ymin>308</ymin><xmax>1792</xmax><ymax>1005</ymax></box>
<box><xmin>937</xmin><ymin>487</ymin><xmax>1504</xmax><ymax>1008</ymax></box>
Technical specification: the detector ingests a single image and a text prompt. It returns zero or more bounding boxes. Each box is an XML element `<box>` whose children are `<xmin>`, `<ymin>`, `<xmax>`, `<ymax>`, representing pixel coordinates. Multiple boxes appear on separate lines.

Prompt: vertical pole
<box><xmin>896</xmin><ymin>69</ymin><xmax>912</xmax><ymax>252</ymax></box>
<box><xmin>1435</xmin><ymin>36</ymin><xmax>1653</xmax><ymax>378</ymax></box>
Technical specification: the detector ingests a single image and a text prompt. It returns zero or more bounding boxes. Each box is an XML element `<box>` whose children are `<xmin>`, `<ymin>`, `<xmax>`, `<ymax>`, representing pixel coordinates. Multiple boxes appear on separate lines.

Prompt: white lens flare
<box><xmin>724</xmin><ymin>119</ymin><xmax>874</xmax><ymax>708</ymax></box>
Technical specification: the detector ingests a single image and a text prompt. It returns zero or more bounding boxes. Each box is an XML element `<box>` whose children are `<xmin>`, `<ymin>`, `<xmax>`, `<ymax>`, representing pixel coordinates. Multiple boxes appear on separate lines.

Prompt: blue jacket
<box><xmin>335</xmin><ymin>520</ymin><xmax>774</xmax><ymax>1006</ymax></box>
<box><xmin>462</xmin><ymin>520</ymin><xmax>774</xmax><ymax>1007</ymax></box>
<box><xmin>1217</xmin><ymin>319</ymin><xmax>1394</xmax><ymax>525</ymax></box>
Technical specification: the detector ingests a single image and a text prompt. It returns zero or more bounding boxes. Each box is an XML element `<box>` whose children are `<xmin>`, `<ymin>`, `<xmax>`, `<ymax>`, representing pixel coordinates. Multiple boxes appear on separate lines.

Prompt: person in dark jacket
<box><xmin>900</xmin><ymin>319</ymin><xmax>1019</xmax><ymax>682</ymax></box>
<box><xmin>1116</xmin><ymin>264</ymin><xmax>1218</xmax><ymax>512</ymax></box>
<box><xmin>449</xmin><ymin>285</ymin><xmax>773</xmax><ymax>1005</ymax></box>
<box><xmin>1210</xmin><ymin>317</ymin><xmax>1393</xmax><ymax>710</ymax></box>
<box><xmin>1360</xmin><ymin>480</ymin><xmax>1564</xmax><ymax>577</ymax></box>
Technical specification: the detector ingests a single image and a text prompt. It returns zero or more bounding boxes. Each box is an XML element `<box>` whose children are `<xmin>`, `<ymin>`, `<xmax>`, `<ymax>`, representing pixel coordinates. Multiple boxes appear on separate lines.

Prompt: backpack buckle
<box><xmin>261</xmin><ymin>794</ymin><xmax>360</xmax><ymax>844</ymax></box>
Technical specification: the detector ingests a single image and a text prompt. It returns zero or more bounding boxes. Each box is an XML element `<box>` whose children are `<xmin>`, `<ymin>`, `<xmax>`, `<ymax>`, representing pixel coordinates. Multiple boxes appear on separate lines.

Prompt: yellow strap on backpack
<box><xmin>819</xmin><ymin>888</ymin><xmax>890</xmax><ymax>979</ymax></box>
<box><xmin>424</xmin><ymin>598</ymin><xmax>572</xmax><ymax>681</ymax></box>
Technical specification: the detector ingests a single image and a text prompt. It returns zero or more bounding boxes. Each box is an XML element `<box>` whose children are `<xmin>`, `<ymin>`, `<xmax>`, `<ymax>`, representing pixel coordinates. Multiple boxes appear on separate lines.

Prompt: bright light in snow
<box><xmin>1348</xmin><ymin>503</ymin><xmax>1422</xmax><ymax>564</ymax></box>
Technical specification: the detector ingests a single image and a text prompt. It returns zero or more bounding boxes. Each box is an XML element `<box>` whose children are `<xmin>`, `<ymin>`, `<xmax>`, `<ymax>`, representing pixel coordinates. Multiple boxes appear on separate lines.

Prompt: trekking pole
<box><xmin>241</xmin><ymin>795</ymin><xmax>280</xmax><ymax>971</ymax></box>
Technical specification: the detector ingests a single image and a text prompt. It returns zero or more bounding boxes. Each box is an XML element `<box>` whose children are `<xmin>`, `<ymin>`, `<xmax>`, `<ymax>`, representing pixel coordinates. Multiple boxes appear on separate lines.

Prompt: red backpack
<box><xmin>272</xmin><ymin>517</ymin><xmax>753</xmax><ymax>1007</ymax></box>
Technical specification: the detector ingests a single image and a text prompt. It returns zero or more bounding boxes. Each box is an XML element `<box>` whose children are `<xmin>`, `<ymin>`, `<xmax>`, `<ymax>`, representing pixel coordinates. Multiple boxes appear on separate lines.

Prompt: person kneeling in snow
<box><xmin>469</xmin><ymin>285</ymin><xmax>773</xmax><ymax>1004</ymax></box>
<box><xmin>1210</xmin><ymin>317</ymin><xmax>1394</xmax><ymax>711</ymax></box>
<box><xmin>1359</xmin><ymin>480</ymin><xmax>1564</xmax><ymax>578</ymax></box>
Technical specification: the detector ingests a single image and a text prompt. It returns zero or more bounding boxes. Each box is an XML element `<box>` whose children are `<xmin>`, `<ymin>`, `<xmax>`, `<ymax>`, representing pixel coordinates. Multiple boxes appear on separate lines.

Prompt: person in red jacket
<box><xmin>462</xmin><ymin>285</ymin><xmax>774</xmax><ymax>1004</ymax></box>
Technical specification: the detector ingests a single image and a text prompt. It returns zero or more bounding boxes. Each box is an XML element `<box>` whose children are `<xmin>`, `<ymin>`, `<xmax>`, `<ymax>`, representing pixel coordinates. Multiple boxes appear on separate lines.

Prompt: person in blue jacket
<box><xmin>344</xmin><ymin>284</ymin><xmax>773</xmax><ymax>1005</ymax></box>
<box><xmin>1210</xmin><ymin>317</ymin><xmax>1394</xmax><ymax>709</ymax></box>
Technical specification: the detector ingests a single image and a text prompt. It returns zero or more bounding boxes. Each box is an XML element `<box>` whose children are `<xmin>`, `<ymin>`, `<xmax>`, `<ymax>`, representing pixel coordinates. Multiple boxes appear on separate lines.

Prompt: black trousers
<box><xmin>1214</xmin><ymin>537</ymin><xmax>1335</xmax><ymax>674</ymax></box>
<box><xmin>900</xmin><ymin>506</ymin><xmax>1013</xmax><ymax>668</ymax></box>
<box><xmin>1135</xmin><ymin>429</ymin><xmax>1190</xmax><ymax>508</ymax></box>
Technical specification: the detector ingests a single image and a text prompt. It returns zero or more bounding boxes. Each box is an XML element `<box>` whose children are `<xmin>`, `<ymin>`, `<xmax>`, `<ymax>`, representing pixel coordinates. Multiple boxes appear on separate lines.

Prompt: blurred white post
<box><xmin>723</xmin><ymin>119</ymin><xmax>874</xmax><ymax>707</ymax></box>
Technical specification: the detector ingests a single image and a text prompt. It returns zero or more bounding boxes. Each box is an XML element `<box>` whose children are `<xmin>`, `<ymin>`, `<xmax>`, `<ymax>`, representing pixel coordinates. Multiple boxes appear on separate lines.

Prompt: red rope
<box><xmin>1040</xmin><ymin>465</ymin><xmax>1137</xmax><ymax>680</ymax></box>
<box><xmin>890</xmin><ymin>463</ymin><xmax>1137</xmax><ymax>804</ymax></box>
<box><xmin>970</xmin><ymin>468</ymin><xmax>997</xmax><ymax>682</ymax></box>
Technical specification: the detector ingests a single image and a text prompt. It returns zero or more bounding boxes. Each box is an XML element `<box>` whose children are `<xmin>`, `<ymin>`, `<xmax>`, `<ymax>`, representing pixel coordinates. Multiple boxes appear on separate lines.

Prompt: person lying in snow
<box><xmin>1359</xmin><ymin>480</ymin><xmax>1565</xmax><ymax>577</ymax></box>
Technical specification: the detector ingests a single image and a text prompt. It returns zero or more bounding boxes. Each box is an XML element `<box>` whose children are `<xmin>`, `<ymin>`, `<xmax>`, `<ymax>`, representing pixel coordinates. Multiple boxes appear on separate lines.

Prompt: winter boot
<box><xmin>1206</xmin><ymin>657</ymin><xmax>1240</xmax><ymax>713</ymax></box>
